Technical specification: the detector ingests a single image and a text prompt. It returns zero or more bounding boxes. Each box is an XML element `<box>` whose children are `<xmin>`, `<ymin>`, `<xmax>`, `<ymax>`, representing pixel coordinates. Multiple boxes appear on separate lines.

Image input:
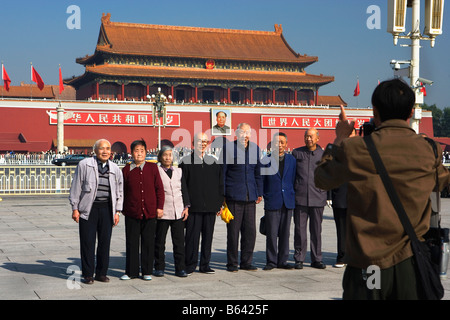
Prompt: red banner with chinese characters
<box><xmin>261</xmin><ymin>115</ymin><xmax>371</xmax><ymax>129</ymax></box>
<box><xmin>48</xmin><ymin>110</ymin><xmax>180</xmax><ymax>127</ymax></box>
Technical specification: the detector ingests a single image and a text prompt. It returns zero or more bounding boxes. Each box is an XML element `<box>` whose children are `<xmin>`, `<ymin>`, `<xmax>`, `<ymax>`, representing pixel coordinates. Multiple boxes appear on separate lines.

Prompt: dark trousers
<box><xmin>293</xmin><ymin>205</ymin><xmax>324</xmax><ymax>263</ymax></box>
<box><xmin>226</xmin><ymin>200</ymin><xmax>256</xmax><ymax>268</ymax></box>
<box><xmin>342</xmin><ymin>257</ymin><xmax>420</xmax><ymax>300</ymax></box>
<box><xmin>79</xmin><ymin>202</ymin><xmax>113</xmax><ymax>278</ymax></box>
<box><xmin>332</xmin><ymin>207</ymin><xmax>347</xmax><ymax>263</ymax></box>
<box><xmin>265</xmin><ymin>206</ymin><xmax>293</xmax><ymax>267</ymax></box>
<box><xmin>185</xmin><ymin>212</ymin><xmax>216</xmax><ymax>273</ymax></box>
<box><xmin>155</xmin><ymin>218</ymin><xmax>186</xmax><ymax>272</ymax></box>
<box><xmin>124</xmin><ymin>216</ymin><xmax>156</xmax><ymax>277</ymax></box>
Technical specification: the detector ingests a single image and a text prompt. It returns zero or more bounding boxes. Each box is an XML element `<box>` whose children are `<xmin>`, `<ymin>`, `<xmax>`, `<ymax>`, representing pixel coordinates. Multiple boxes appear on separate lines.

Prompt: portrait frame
<box><xmin>211</xmin><ymin>108</ymin><xmax>232</xmax><ymax>136</ymax></box>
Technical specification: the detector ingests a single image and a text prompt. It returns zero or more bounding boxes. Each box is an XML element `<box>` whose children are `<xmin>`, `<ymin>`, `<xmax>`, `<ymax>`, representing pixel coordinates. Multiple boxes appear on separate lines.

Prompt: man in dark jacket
<box><xmin>292</xmin><ymin>128</ymin><xmax>327</xmax><ymax>270</ymax></box>
<box><xmin>223</xmin><ymin>123</ymin><xmax>263</xmax><ymax>272</ymax></box>
<box><xmin>180</xmin><ymin>132</ymin><xmax>224</xmax><ymax>275</ymax></box>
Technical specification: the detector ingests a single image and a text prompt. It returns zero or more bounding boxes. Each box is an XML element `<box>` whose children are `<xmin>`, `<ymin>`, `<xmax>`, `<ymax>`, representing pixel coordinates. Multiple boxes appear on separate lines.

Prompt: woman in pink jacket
<box><xmin>154</xmin><ymin>145</ymin><xmax>190</xmax><ymax>277</ymax></box>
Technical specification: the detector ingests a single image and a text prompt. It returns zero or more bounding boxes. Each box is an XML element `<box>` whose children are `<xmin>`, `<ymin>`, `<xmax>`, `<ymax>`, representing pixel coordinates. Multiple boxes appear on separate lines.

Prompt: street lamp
<box><xmin>56</xmin><ymin>102</ymin><xmax>65</xmax><ymax>154</ymax></box>
<box><xmin>387</xmin><ymin>0</ymin><xmax>445</xmax><ymax>133</ymax></box>
<box><xmin>147</xmin><ymin>87</ymin><xmax>172</xmax><ymax>151</ymax></box>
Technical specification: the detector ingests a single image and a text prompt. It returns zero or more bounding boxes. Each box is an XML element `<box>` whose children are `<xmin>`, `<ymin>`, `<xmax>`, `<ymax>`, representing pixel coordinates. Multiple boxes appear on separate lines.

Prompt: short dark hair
<box><xmin>130</xmin><ymin>139</ymin><xmax>147</xmax><ymax>152</ymax></box>
<box><xmin>273</xmin><ymin>132</ymin><xmax>288</xmax><ymax>141</ymax></box>
<box><xmin>371</xmin><ymin>78</ymin><xmax>415</xmax><ymax>122</ymax></box>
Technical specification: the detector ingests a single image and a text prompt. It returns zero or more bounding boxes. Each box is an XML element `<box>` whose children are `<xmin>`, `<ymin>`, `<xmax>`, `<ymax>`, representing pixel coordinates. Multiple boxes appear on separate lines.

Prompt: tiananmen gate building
<box><xmin>0</xmin><ymin>13</ymin><xmax>433</xmax><ymax>154</ymax></box>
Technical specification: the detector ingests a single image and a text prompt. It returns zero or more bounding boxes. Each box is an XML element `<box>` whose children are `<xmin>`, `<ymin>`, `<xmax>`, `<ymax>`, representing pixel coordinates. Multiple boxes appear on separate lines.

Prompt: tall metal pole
<box><xmin>389</xmin><ymin>0</ymin><xmax>444</xmax><ymax>133</ymax></box>
<box><xmin>158</xmin><ymin>116</ymin><xmax>161</xmax><ymax>151</ymax></box>
<box><xmin>410</xmin><ymin>0</ymin><xmax>421</xmax><ymax>133</ymax></box>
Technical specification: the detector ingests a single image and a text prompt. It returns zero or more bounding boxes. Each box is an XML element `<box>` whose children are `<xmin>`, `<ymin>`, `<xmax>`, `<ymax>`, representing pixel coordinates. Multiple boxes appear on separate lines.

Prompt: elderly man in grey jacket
<box><xmin>292</xmin><ymin>128</ymin><xmax>327</xmax><ymax>270</ymax></box>
<box><xmin>69</xmin><ymin>139</ymin><xmax>124</xmax><ymax>284</ymax></box>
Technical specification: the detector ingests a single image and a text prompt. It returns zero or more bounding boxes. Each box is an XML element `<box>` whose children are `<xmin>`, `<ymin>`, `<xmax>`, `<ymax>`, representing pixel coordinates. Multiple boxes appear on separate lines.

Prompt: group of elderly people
<box><xmin>69</xmin><ymin>123</ymin><xmax>331</xmax><ymax>285</ymax></box>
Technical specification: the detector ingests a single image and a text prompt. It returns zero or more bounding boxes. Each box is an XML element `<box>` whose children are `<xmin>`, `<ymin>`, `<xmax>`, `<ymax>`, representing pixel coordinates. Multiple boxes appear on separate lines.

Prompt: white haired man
<box><xmin>69</xmin><ymin>139</ymin><xmax>123</xmax><ymax>284</ymax></box>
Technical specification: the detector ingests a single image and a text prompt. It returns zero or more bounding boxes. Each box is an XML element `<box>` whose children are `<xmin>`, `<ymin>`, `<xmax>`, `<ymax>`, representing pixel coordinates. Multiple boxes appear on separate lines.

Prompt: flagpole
<box><xmin>57</xmin><ymin>64</ymin><xmax>66</xmax><ymax>154</ymax></box>
<box><xmin>357</xmin><ymin>76</ymin><xmax>359</xmax><ymax>108</ymax></box>
<box><xmin>1</xmin><ymin>61</ymin><xmax>3</xmax><ymax>100</ymax></box>
<box><xmin>30</xmin><ymin>62</ymin><xmax>33</xmax><ymax>101</ymax></box>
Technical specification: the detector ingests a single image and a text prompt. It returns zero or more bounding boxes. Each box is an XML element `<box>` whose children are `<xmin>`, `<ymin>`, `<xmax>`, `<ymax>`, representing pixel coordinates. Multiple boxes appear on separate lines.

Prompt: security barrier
<box><xmin>0</xmin><ymin>166</ymin><xmax>76</xmax><ymax>195</ymax></box>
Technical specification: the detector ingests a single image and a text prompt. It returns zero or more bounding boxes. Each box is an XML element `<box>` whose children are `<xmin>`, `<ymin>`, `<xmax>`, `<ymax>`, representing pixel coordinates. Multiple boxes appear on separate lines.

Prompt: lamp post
<box><xmin>387</xmin><ymin>0</ymin><xmax>444</xmax><ymax>133</ymax></box>
<box><xmin>147</xmin><ymin>87</ymin><xmax>172</xmax><ymax>151</ymax></box>
<box><xmin>56</xmin><ymin>102</ymin><xmax>65</xmax><ymax>154</ymax></box>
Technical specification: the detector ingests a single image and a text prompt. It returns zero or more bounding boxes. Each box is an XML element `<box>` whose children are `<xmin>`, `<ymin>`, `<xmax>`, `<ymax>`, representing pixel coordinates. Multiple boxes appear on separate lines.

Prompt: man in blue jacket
<box><xmin>223</xmin><ymin>123</ymin><xmax>263</xmax><ymax>272</ymax></box>
<box><xmin>261</xmin><ymin>132</ymin><xmax>296</xmax><ymax>270</ymax></box>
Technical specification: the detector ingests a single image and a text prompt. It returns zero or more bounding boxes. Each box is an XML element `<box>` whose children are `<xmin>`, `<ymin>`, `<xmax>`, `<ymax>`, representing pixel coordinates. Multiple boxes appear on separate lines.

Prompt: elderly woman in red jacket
<box><xmin>121</xmin><ymin>140</ymin><xmax>164</xmax><ymax>281</ymax></box>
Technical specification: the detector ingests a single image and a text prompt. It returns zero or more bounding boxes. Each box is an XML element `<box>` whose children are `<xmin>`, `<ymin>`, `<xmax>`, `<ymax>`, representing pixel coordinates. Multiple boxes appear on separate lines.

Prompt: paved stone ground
<box><xmin>0</xmin><ymin>195</ymin><xmax>449</xmax><ymax>304</ymax></box>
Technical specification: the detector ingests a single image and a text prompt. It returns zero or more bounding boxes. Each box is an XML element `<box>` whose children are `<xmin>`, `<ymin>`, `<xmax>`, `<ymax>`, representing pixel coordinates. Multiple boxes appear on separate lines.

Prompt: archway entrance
<box><xmin>112</xmin><ymin>141</ymin><xmax>127</xmax><ymax>154</ymax></box>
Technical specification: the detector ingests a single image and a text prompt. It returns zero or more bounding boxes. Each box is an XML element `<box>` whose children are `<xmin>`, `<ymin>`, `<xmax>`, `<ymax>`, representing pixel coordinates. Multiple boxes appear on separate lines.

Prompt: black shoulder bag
<box><xmin>363</xmin><ymin>135</ymin><xmax>444</xmax><ymax>300</ymax></box>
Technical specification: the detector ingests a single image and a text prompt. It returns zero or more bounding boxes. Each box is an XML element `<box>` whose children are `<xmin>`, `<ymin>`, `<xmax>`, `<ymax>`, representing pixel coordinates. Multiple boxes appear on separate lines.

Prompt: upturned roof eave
<box><xmin>89</xmin><ymin>46</ymin><xmax>318</xmax><ymax>65</ymax></box>
<box><xmin>68</xmin><ymin>64</ymin><xmax>334</xmax><ymax>87</ymax></box>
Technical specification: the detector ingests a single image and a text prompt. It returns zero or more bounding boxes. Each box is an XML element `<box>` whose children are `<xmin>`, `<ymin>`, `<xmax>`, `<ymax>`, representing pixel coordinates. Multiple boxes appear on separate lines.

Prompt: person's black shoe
<box><xmin>278</xmin><ymin>264</ymin><xmax>294</xmax><ymax>270</ymax></box>
<box><xmin>153</xmin><ymin>270</ymin><xmax>164</xmax><ymax>277</ymax></box>
<box><xmin>311</xmin><ymin>261</ymin><xmax>326</xmax><ymax>269</ymax></box>
<box><xmin>294</xmin><ymin>261</ymin><xmax>303</xmax><ymax>269</ymax></box>
<box><xmin>83</xmin><ymin>276</ymin><xmax>94</xmax><ymax>284</ymax></box>
<box><xmin>200</xmin><ymin>268</ymin><xmax>215</xmax><ymax>274</ymax></box>
<box><xmin>263</xmin><ymin>264</ymin><xmax>275</xmax><ymax>271</ymax></box>
<box><xmin>175</xmin><ymin>270</ymin><xmax>188</xmax><ymax>277</ymax></box>
<box><xmin>240</xmin><ymin>265</ymin><xmax>258</xmax><ymax>271</ymax></box>
<box><xmin>227</xmin><ymin>266</ymin><xmax>239</xmax><ymax>272</ymax></box>
<box><xmin>94</xmin><ymin>275</ymin><xmax>110</xmax><ymax>282</ymax></box>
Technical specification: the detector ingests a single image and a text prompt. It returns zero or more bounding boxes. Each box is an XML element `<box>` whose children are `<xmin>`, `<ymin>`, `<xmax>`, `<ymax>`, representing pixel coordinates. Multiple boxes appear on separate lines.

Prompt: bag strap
<box><xmin>424</xmin><ymin>137</ymin><xmax>441</xmax><ymax>214</ymax></box>
<box><xmin>363</xmin><ymin>135</ymin><xmax>419</xmax><ymax>243</ymax></box>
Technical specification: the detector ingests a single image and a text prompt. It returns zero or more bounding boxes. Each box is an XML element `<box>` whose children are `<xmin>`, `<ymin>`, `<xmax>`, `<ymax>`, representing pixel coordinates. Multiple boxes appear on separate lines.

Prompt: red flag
<box><xmin>420</xmin><ymin>83</ymin><xmax>427</xmax><ymax>96</ymax></box>
<box><xmin>31</xmin><ymin>65</ymin><xmax>44</xmax><ymax>90</ymax></box>
<box><xmin>2</xmin><ymin>64</ymin><xmax>11</xmax><ymax>92</ymax></box>
<box><xmin>353</xmin><ymin>79</ymin><xmax>360</xmax><ymax>96</ymax></box>
<box><xmin>59</xmin><ymin>66</ymin><xmax>64</xmax><ymax>95</ymax></box>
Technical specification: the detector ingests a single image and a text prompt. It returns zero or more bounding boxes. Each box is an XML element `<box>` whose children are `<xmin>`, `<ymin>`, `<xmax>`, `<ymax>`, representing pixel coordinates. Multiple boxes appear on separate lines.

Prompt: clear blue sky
<box><xmin>1</xmin><ymin>0</ymin><xmax>448</xmax><ymax>109</ymax></box>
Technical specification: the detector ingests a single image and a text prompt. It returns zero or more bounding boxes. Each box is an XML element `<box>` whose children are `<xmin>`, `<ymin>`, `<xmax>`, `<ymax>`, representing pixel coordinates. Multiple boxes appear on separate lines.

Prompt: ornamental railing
<box><xmin>0</xmin><ymin>166</ymin><xmax>76</xmax><ymax>195</ymax></box>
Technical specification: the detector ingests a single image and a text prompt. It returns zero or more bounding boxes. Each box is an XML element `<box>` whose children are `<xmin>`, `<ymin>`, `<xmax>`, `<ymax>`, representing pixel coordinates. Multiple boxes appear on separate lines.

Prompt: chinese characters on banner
<box><xmin>261</xmin><ymin>115</ymin><xmax>371</xmax><ymax>129</ymax></box>
<box><xmin>48</xmin><ymin>111</ymin><xmax>180</xmax><ymax>127</ymax></box>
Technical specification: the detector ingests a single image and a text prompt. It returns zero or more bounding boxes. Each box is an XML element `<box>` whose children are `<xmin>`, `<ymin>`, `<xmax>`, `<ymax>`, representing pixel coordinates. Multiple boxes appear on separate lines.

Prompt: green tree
<box><xmin>441</xmin><ymin>108</ymin><xmax>450</xmax><ymax>137</ymax></box>
<box><xmin>422</xmin><ymin>104</ymin><xmax>443</xmax><ymax>136</ymax></box>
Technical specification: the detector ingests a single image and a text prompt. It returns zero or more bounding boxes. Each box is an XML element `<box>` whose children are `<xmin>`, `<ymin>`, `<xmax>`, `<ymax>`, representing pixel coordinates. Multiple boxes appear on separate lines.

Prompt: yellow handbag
<box><xmin>221</xmin><ymin>202</ymin><xmax>234</xmax><ymax>223</ymax></box>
